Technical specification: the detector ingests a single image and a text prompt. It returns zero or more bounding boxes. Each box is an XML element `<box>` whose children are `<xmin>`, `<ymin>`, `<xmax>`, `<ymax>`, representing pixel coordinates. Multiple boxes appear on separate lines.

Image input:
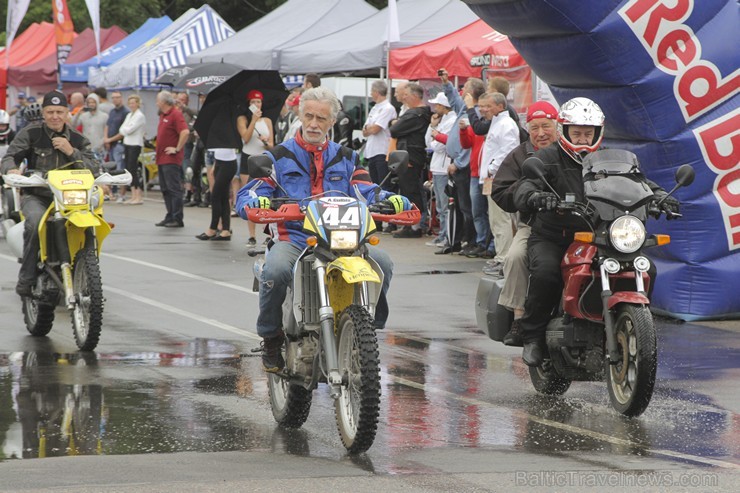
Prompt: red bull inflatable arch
<box><xmin>464</xmin><ymin>0</ymin><xmax>739</xmax><ymax>320</ymax></box>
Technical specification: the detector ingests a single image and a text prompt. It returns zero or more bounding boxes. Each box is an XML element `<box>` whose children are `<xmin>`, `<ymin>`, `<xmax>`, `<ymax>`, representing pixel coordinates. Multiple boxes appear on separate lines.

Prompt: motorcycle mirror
<box><xmin>675</xmin><ymin>164</ymin><xmax>695</xmax><ymax>187</ymax></box>
<box><xmin>387</xmin><ymin>150</ymin><xmax>409</xmax><ymax>174</ymax></box>
<box><xmin>247</xmin><ymin>154</ymin><xmax>273</xmax><ymax>179</ymax></box>
<box><xmin>522</xmin><ymin>157</ymin><xmax>546</xmax><ymax>180</ymax></box>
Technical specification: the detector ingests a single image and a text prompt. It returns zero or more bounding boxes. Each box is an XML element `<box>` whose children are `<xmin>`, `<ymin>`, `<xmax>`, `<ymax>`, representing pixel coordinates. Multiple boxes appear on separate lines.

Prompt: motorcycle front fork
<box><xmin>314</xmin><ymin>264</ymin><xmax>343</xmax><ymax>398</ymax></box>
<box><xmin>599</xmin><ymin>262</ymin><xmax>648</xmax><ymax>364</ymax></box>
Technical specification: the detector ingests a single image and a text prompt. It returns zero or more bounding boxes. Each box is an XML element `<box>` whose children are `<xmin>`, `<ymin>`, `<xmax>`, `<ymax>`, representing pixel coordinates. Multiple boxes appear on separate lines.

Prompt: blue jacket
<box><xmin>236</xmin><ymin>139</ymin><xmax>389</xmax><ymax>247</ymax></box>
<box><xmin>443</xmin><ymin>81</ymin><xmax>471</xmax><ymax>169</ymax></box>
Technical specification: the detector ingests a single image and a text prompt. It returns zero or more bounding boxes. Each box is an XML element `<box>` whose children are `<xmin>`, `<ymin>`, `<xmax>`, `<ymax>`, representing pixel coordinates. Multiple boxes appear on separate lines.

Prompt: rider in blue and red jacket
<box><xmin>235</xmin><ymin>87</ymin><xmax>412</xmax><ymax>372</ymax></box>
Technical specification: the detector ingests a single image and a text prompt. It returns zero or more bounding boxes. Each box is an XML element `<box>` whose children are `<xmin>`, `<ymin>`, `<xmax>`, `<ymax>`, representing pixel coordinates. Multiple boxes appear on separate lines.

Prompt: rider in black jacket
<box><xmin>513</xmin><ymin>97</ymin><xmax>678</xmax><ymax>366</ymax></box>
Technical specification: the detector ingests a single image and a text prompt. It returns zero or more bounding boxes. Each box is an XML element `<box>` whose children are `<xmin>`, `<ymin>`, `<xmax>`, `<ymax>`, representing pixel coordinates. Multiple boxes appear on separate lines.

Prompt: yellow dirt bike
<box><xmin>3</xmin><ymin>166</ymin><xmax>131</xmax><ymax>350</ymax></box>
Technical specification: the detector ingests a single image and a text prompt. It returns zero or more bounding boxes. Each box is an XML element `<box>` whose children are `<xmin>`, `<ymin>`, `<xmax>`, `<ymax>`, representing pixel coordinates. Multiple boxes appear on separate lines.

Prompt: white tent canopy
<box><xmin>278</xmin><ymin>0</ymin><xmax>479</xmax><ymax>75</ymax></box>
<box><xmin>188</xmin><ymin>0</ymin><xmax>377</xmax><ymax>69</ymax></box>
<box><xmin>89</xmin><ymin>5</ymin><xmax>234</xmax><ymax>89</ymax></box>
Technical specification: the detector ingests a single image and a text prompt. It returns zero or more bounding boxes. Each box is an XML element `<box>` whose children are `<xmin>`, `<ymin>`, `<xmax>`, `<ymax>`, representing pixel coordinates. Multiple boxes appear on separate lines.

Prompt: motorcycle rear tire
<box><xmin>268</xmin><ymin>371</ymin><xmax>313</xmax><ymax>429</ymax></box>
<box><xmin>71</xmin><ymin>247</ymin><xmax>104</xmax><ymax>351</ymax></box>
<box><xmin>335</xmin><ymin>304</ymin><xmax>380</xmax><ymax>454</ymax></box>
<box><xmin>529</xmin><ymin>364</ymin><xmax>571</xmax><ymax>395</ymax></box>
<box><xmin>22</xmin><ymin>291</ymin><xmax>55</xmax><ymax>337</ymax></box>
<box><xmin>606</xmin><ymin>304</ymin><xmax>657</xmax><ymax>417</ymax></box>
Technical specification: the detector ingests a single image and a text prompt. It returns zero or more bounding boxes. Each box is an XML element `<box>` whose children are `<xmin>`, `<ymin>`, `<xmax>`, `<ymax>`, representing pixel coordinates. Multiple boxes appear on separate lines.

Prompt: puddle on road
<box><xmin>0</xmin><ymin>326</ymin><xmax>736</xmax><ymax>470</ymax></box>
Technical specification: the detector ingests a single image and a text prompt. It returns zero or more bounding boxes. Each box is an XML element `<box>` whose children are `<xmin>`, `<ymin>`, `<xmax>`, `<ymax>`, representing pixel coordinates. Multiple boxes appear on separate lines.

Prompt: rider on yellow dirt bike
<box><xmin>236</xmin><ymin>87</ymin><xmax>412</xmax><ymax>372</ymax></box>
<box><xmin>0</xmin><ymin>90</ymin><xmax>97</xmax><ymax>297</ymax></box>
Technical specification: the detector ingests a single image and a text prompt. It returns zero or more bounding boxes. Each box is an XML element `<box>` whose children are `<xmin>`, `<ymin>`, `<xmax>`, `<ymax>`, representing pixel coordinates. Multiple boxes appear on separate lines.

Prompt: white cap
<box><xmin>428</xmin><ymin>92</ymin><xmax>450</xmax><ymax>107</ymax></box>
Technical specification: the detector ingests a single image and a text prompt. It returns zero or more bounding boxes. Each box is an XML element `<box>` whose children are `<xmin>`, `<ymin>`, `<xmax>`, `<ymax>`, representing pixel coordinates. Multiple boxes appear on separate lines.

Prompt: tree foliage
<box><xmin>1</xmin><ymin>0</ymin><xmax>390</xmax><ymax>45</ymax></box>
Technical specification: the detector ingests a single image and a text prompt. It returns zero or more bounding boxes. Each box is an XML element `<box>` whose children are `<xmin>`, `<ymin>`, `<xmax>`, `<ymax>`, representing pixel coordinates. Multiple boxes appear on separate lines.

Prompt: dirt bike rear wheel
<box><xmin>606</xmin><ymin>304</ymin><xmax>657</xmax><ymax>417</ymax></box>
<box><xmin>268</xmin><ymin>366</ymin><xmax>313</xmax><ymax>428</ymax></box>
<box><xmin>22</xmin><ymin>280</ymin><xmax>56</xmax><ymax>337</ymax></box>
<box><xmin>335</xmin><ymin>304</ymin><xmax>380</xmax><ymax>454</ymax></box>
<box><xmin>71</xmin><ymin>247</ymin><xmax>104</xmax><ymax>351</ymax></box>
<box><xmin>529</xmin><ymin>363</ymin><xmax>571</xmax><ymax>395</ymax></box>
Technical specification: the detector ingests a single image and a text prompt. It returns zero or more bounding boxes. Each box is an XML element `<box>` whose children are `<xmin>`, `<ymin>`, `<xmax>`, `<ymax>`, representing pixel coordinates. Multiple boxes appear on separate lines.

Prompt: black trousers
<box><xmin>124</xmin><ymin>145</ymin><xmax>142</xmax><ymax>189</ymax></box>
<box><xmin>519</xmin><ymin>233</ymin><xmax>569</xmax><ymax>342</ymax></box>
<box><xmin>157</xmin><ymin>164</ymin><xmax>184</xmax><ymax>223</ymax></box>
<box><xmin>19</xmin><ymin>194</ymin><xmax>52</xmax><ymax>283</ymax></box>
<box><xmin>451</xmin><ymin>166</ymin><xmax>475</xmax><ymax>245</ymax></box>
<box><xmin>190</xmin><ymin>145</ymin><xmax>204</xmax><ymax>202</ymax></box>
<box><xmin>398</xmin><ymin>160</ymin><xmax>424</xmax><ymax>212</ymax></box>
<box><xmin>209</xmin><ymin>159</ymin><xmax>237</xmax><ymax>231</ymax></box>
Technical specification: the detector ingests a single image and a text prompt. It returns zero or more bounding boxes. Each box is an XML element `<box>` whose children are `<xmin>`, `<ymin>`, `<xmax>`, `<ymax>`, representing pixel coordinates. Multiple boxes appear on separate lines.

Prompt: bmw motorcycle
<box><xmin>476</xmin><ymin>149</ymin><xmax>694</xmax><ymax>416</ymax></box>
<box><xmin>246</xmin><ymin>152</ymin><xmax>419</xmax><ymax>453</ymax></box>
<box><xmin>3</xmin><ymin>165</ymin><xmax>131</xmax><ymax>350</ymax></box>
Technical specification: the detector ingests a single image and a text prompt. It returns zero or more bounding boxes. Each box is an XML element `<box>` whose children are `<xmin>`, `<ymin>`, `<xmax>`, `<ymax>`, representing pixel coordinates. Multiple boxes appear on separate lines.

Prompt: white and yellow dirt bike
<box><xmin>246</xmin><ymin>152</ymin><xmax>419</xmax><ymax>453</ymax></box>
<box><xmin>3</xmin><ymin>167</ymin><xmax>131</xmax><ymax>350</ymax></box>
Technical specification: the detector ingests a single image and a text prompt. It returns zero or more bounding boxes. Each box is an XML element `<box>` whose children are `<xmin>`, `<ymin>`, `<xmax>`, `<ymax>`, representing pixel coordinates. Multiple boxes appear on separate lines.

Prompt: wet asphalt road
<box><xmin>0</xmin><ymin>200</ymin><xmax>738</xmax><ymax>492</ymax></box>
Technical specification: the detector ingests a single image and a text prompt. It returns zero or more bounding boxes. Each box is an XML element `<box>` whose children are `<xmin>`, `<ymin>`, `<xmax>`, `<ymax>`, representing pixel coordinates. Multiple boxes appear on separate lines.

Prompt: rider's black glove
<box><xmin>527</xmin><ymin>191</ymin><xmax>558</xmax><ymax>211</ymax></box>
<box><xmin>653</xmin><ymin>192</ymin><xmax>680</xmax><ymax>219</ymax></box>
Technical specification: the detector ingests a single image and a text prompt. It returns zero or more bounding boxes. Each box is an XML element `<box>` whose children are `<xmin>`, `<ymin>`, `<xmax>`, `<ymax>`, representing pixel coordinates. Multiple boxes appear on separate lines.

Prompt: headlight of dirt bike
<box><xmin>609</xmin><ymin>215</ymin><xmax>646</xmax><ymax>253</ymax></box>
<box><xmin>330</xmin><ymin>230</ymin><xmax>358</xmax><ymax>250</ymax></box>
<box><xmin>62</xmin><ymin>190</ymin><xmax>88</xmax><ymax>205</ymax></box>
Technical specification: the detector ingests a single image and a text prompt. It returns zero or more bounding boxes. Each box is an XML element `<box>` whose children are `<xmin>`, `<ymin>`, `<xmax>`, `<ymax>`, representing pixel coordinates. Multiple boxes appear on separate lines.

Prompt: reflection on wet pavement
<box><xmin>0</xmin><ymin>322</ymin><xmax>737</xmax><ymax>473</ymax></box>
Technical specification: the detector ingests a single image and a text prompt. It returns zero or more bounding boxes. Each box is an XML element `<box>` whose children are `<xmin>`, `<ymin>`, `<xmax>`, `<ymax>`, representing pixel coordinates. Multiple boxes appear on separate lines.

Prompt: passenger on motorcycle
<box><xmin>235</xmin><ymin>86</ymin><xmax>413</xmax><ymax>372</ymax></box>
<box><xmin>0</xmin><ymin>90</ymin><xmax>97</xmax><ymax>297</ymax></box>
<box><xmin>0</xmin><ymin>109</ymin><xmax>16</xmax><ymax>146</ymax></box>
<box><xmin>512</xmin><ymin>97</ymin><xmax>678</xmax><ymax>366</ymax></box>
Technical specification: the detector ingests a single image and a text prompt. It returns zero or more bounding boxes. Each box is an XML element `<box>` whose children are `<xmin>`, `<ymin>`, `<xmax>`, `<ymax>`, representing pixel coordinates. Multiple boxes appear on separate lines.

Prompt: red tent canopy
<box><xmin>0</xmin><ymin>22</ymin><xmax>58</xmax><ymax>107</ymax></box>
<box><xmin>389</xmin><ymin>20</ymin><xmax>526</xmax><ymax>79</ymax></box>
<box><xmin>9</xmin><ymin>26</ymin><xmax>127</xmax><ymax>87</ymax></box>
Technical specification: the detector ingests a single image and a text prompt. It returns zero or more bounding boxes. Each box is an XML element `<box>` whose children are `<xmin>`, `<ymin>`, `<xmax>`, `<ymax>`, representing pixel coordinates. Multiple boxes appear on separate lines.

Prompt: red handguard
<box><xmin>371</xmin><ymin>205</ymin><xmax>421</xmax><ymax>226</ymax></box>
<box><xmin>246</xmin><ymin>203</ymin><xmax>304</xmax><ymax>223</ymax></box>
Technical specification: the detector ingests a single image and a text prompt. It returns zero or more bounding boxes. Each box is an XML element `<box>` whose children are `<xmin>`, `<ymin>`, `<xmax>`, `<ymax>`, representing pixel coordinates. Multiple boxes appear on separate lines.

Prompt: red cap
<box><xmin>246</xmin><ymin>90</ymin><xmax>263</xmax><ymax>101</ymax></box>
<box><xmin>526</xmin><ymin>101</ymin><xmax>558</xmax><ymax>122</ymax></box>
<box><xmin>287</xmin><ymin>93</ymin><xmax>300</xmax><ymax>107</ymax></box>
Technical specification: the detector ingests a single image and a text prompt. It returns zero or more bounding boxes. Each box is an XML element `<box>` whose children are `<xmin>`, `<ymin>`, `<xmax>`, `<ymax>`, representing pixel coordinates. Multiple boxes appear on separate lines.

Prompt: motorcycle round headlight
<box><xmin>62</xmin><ymin>190</ymin><xmax>88</xmax><ymax>205</ymax></box>
<box><xmin>609</xmin><ymin>215</ymin><xmax>646</xmax><ymax>253</ymax></box>
<box><xmin>330</xmin><ymin>230</ymin><xmax>358</xmax><ymax>250</ymax></box>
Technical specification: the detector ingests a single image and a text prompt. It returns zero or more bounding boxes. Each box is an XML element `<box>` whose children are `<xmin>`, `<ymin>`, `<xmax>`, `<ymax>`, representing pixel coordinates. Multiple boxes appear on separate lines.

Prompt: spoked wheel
<box><xmin>71</xmin><ymin>248</ymin><xmax>104</xmax><ymax>351</ymax></box>
<box><xmin>335</xmin><ymin>304</ymin><xmax>380</xmax><ymax>454</ymax></box>
<box><xmin>529</xmin><ymin>362</ymin><xmax>571</xmax><ymax>395</ymax></box>
<box><xmin>606</xmin><ymin>304</ymin><xmax>657</xmax><ymax>417</ymax></box>
<box><xmin>267</xmin><ymin>341</ymin><xmax>313</xmax><ymax>428</ymax></box>
<box><xmin>22</xmin><ymin>277</ymin><xmax>56</xmax><ymax>337</ymax></box>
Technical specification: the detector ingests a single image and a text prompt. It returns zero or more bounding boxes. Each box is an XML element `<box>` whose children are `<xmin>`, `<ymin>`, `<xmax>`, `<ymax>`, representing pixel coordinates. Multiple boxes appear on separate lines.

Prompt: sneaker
<box><xmin>481</xmin><ymin>249</ymin><xmax>495</xmax><ymax>259</ymax></box>
<box><xmin>116</xmin><ymin>196</ymin><xmax>125</xmax><ymax>204</ymax></box>
<box><xmin>261</xmin><ymin>332</ymin><xmax>285</xmax><ymax>372</ymax></box>
<box><xmin>425</xmin><ymin>237</ymin><xmax>446</xmax><ymax>247</ymax></box>
<box><xmin>393</xmin><ymin>227</ymin><xmax>422</xmax><ymax>239</ymax></box>
<box><xmin>482</xmin><ymin>263</ymin><xmax>504</xmax><ymax>278</ymax></box>
<box><xmin>381</xmin><ymin>224</ymin><xmax>398</xmax><ymax>234</ymax></box>
<box><xmin>462</xmin><ymin>245</ymin><xmax>485</xmax><ymax>258</ymax></box>
<box><xmin>247</xmin><ymin>237</ymin><xmax>257</xmax><ymax>247</ymax></box>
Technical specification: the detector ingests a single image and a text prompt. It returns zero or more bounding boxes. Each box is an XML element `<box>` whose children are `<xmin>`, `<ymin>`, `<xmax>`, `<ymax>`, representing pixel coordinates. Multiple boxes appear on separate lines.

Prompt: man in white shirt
<box><xmin>478</xmin><ymin>92</ymin><xmax>519</xmax><ymax>262</ymax></box>
<box><xmin>362</xmin><ymin>80</ymin><xmax>397</xmax><ymax>188</ymax></box>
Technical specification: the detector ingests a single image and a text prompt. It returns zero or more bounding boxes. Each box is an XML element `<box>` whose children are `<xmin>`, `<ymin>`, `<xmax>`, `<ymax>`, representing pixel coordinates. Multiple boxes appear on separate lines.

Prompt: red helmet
<box><xmin>557</xmin><ymin>97</ymin><xmax>605</xmax><ymax>163</ymax></box>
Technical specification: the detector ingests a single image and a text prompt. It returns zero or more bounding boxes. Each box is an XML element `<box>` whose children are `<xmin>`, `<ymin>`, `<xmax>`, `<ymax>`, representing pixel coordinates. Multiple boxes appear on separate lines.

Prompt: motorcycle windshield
<box><xmin>582</xmin><ymin>150</ymin><xmax>654</xmax><ymax>219</ymax></box>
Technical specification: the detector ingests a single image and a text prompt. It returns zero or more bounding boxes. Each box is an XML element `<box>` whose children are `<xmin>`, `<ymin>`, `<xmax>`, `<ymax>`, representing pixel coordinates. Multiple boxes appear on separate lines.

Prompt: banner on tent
<box><xmin>53</xmin><ymin>0</ymin><xmax>75</xmax><ymax>67</ymax></box>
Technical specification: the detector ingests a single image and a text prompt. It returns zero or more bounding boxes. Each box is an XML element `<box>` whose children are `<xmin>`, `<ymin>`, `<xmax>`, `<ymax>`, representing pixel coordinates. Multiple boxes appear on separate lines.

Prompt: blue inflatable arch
<box><xmin>464</xmin><ymin>0</ymin><xmax>739</xmax><ymax>319</ymax></box>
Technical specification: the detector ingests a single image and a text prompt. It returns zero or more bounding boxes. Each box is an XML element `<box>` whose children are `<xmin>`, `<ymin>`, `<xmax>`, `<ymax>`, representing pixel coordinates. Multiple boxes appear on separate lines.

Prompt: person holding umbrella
<box><xmin>236</xmin><ymin>90</ymin><xmax>274</xmax><ymax>246</ymax></box>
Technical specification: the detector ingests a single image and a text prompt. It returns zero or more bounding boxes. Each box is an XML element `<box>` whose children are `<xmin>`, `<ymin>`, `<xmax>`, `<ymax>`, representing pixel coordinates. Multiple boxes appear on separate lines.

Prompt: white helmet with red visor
<box><xmin>557</xmin><ymin>97</ymin><xmax>605</xmax><ymax>163</ymax></box>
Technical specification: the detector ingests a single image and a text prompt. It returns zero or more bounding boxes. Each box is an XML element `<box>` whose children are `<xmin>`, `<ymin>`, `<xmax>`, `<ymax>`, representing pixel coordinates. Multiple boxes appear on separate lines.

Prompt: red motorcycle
<box><xmin>476</xmin><ymin>149</ymin><xmax>694</xmax><ymax>416</ymax></box>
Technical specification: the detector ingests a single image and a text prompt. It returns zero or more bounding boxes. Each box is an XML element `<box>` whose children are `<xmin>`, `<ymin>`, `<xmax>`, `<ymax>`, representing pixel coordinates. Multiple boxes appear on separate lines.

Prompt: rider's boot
<box><xmin>261</xmin><ymin>330</ymin><xmax>285</xmax><ymax>373</ymax></box>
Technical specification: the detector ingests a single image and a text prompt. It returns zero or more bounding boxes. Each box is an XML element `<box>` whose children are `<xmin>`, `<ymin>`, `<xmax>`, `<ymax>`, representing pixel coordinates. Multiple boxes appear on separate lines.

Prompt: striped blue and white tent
<box><xmin>89</xmin><ymin>5</ymin><xmax>234</xmax><ymax>89</ymax></box>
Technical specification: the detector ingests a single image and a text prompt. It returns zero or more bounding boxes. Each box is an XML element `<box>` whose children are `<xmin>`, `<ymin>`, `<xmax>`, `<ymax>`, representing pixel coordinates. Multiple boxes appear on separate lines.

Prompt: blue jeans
<box><xmin>256</xmin><ymin>241</ymin><xmax>394</xmax><ymax>338</ymax></box>
<box><xmin>432</xmin><ymin>174</ymin><xmax>449</xmax><ymax>241</ymax></box>
<box><xmin>470</xmin><ymin>180</ymin><xmax>490</xmax><ymax>246</ymax></box>
<box><xmin>110</xmin><ymin>142</ymin><xmax>125</xmax><ymax>170</ymax></box>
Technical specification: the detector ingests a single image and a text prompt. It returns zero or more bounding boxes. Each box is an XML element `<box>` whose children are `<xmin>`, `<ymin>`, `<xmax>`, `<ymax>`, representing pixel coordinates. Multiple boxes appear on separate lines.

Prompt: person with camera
<box><xmin>236</xmin><ymin>87</ymin><xmax>413</xmax><ymax>372</ymax></box>
<box><xmin>1</xmin><ymin>91</ymin><xmax>97</xmax><ymax>297</ymax></box>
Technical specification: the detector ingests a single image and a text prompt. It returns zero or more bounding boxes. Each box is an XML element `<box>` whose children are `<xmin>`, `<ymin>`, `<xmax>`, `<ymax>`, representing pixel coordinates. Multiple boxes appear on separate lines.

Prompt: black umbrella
<box><xmin>152</xmin><ymin>63</ymin><xmax>199</xmax><ymax>86</ymax></box>
<box><xmin>194</xmin><ymin>69</ymin><xmax>288</xmax><ymax>149</ymax></box>
<box><xmin>169</xmin><ymin>62</ymin><xmax>245</xmax><ymax>94</ymax></box>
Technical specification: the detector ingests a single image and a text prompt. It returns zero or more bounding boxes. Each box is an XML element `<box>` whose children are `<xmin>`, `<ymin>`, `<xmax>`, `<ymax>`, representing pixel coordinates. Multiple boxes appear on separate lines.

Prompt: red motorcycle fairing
<box><xmin>560</xmin><ymin>241</ymin><xmax>651</xmax><ymax>320</ymax></box>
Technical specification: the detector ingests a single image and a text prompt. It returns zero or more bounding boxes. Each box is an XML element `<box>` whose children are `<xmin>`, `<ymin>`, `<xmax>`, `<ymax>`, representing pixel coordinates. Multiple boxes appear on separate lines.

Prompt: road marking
<box><xmin>101</xmin><ymin>252</ymin><xmax>258</xmax><ymax>296</ymax></box>
<box><xmin>390</xmin><ymin>375</ymin><xmax>740</xmax><ymax>470</ymax></box>
<box><xmin>104</xmin><ymin>286</ymin><xmax>261</xmax><ymax>341</ymax></box>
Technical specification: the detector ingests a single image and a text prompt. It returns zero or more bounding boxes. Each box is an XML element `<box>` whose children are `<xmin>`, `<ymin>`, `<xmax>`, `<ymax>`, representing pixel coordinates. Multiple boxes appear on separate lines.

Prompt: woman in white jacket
<box><xmin>113</xmin><ymin>95</ymin><xmax>147</xmax><ymax>204</ymax></box>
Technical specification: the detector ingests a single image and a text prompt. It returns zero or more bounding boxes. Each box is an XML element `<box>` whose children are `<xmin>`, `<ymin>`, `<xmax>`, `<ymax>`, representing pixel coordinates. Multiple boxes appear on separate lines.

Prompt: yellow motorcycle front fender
<box><xmin>326</xmin><ymin>257</ymin><xmax>381</xmax><ymax>331</ymax></box>
<box><xmin>326</xmin><ymin>257</ymin><xmax>381</xmax><ymax>284</ymax></box>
